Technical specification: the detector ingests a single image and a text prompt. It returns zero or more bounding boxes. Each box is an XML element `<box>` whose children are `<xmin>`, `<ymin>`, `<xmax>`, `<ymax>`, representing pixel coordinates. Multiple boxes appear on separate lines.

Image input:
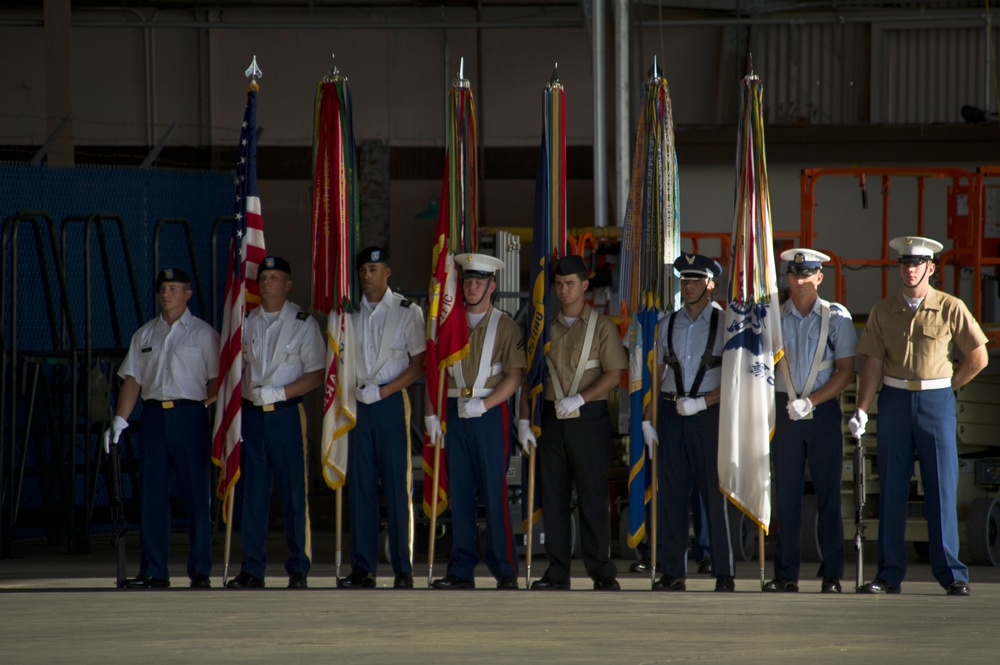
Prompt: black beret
<box><xmin>554</xmin><ymin>255</ymin><xmax>589</xmax><ymax>278</ymax></box>
<box><xmin>356</xmin><ymin>246</ymin><xmax>389</xmax><ymax>266</ymax></box>
<box><xmin>155</xmin><ymin>268</ymin><xmax>191</xmax><ymax>291</ymax></box>
<box><xmin>258</xmin><ymin>255</ymin><xmax>292</xmax><ymax>276</ymax></box>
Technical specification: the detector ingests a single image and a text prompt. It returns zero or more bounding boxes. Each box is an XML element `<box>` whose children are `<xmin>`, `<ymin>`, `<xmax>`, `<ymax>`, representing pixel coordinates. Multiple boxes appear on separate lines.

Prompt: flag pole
<box><xmin>758</xmin><ymin>525</ymin><xmax>766</xmax><ymax>590</ymax></box>
<box><xmin>335</xmin><ymin>487</ymin><xmax>343</xmax><ymax>580</ymax></box>
<box><xmin>525</xmin><ymin>450</ymin><xmax>536</xmax><ymax>587</ymax></box>
<box><xmin>426</xmin><ymin>367</ymin><xmax>446</xmax><ymax>588</ymax></box>
<box><xmin>649</xmin><ymin>340</ymin><xmax>658</xmax><ymax>588</ymax></box>
<box><xmin>222</xmin><ymin>491</ymin><xmax>235</xmax><ymax>586</ymax></box>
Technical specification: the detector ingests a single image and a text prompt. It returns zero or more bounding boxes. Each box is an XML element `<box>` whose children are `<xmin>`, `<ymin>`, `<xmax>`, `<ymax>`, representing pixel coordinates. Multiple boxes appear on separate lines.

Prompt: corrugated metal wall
<box><xmin>876</xmin><ymin>23</ymin><xmax>994</xmax><ymax>124</ymax></box>
<box><xmin>751</xmin><ymin>22</ymin><xmax>870</xmax><ymax>125</ymax></box>
<box><xmin>749</xmin><ymin>19</ymin><xmax>998</xmax><ymax>126</ymax></box>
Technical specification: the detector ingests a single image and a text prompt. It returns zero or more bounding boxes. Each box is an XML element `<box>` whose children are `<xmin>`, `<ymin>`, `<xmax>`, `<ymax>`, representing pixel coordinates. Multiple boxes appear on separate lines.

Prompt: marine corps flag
<box><xmin>423</xmin><ymin>62</ymin><xmax>477</xmax><ymax>518</ymax></box>
<box><xmin>718</xmin><ymin>72</ymin><xmax>783</xmax><ymax>533</ymax></box>
<box><xmin>313</xmin><ymin>66</ymin><xmax>360</xmax><ymax>490</ymax></box>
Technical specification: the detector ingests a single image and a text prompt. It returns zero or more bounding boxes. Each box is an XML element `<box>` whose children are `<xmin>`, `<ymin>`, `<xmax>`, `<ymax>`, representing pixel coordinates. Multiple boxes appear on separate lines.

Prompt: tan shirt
<box><xmin>544</xmin><ymin>303</ymin><xmax>627</xmax><ymax>401</ymax></box>
<box><xmin>856</xmin><ymin>287</ymin><xmax>987</xmax><ymax>380</ymax></box>
<box><xmin>448</xmin><ymin>307</ymin><xmax>526</xmax><ymax>389</ymax></box>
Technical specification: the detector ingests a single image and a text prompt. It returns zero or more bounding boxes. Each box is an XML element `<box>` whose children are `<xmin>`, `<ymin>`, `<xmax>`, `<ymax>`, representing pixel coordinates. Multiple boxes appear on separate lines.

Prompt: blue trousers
<box><xmin>444</xmin><ymin>398</ymin><xmax>517</xmax><ymax>582</ymax></box>
<box><xmin>772</xmin><ymin>394</ymin><xmax>844</xmax><ymax>581</ymax></box>
<box><xmin>876</xmin><ymin>386</ymin><xmax>966</xmax><ymax>589</ymax></box>
<box><xmin>348</xmin><ymin>392</ymin><xmax>412</xmax><ymax>576</ymax></box>
<box><xmin>657</xmin><ymin>399</ymin><xmax>734</xmax><ymax>579</ymax></box>
<box><xmin>239</xmin><ymin>401</ymin><xmax>312</xmax><ymax>579</ymax></box>
<box><xmin>137</xmin><ymin>401</ymin><xmax>212</xmax><ymax>581</ymax></box>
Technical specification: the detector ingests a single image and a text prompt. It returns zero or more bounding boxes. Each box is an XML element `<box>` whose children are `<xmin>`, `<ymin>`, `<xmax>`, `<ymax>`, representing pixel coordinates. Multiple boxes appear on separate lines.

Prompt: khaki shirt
<box><xmin>856</xmin><ymin>287</ymin><xmax>987</xmax><ymax>380</ymax></box>
<box><xmin>544</xmin><ymin>303</ymin><xmax>627</xmax><ymax>401</ymax></box>
<box><xmin>448</xmin><ymin>307</ymin><xmax>526</xmax><ymax>389</ymax></box>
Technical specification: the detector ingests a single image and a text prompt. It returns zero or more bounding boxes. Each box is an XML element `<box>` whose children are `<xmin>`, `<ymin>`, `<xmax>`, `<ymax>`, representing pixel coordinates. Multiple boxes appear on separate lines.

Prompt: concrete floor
<box><xmin>1</xmin><ymin>532</ymin><xmax>998</xmax><ymax>664</ymax></box>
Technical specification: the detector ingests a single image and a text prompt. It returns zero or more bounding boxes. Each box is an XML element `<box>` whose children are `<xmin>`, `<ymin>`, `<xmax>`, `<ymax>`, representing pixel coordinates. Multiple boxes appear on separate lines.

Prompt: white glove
<box><xmin>424</xmin><ymin>415</ymin><xmax>443</xmax><ymax>447</ymax></box>
<box><xmin>518</xmin><ymin>419</ymin><xmax>537</xmax><ymax>454</ymax></box>
<box><xmin>102</xmin><ymin>416</ymin><xmax>129</xmax><ymax>454</ymax></box>
<box><xmin>555</xmin><ymin>394</ymin><xmax>586</xmax><ymax>418</ymax></box>
<box><xmin>676</xmin><ymin>397</ymin><xmax>707</xmax><ymax>416</ymax></box>
<box><xmin>252</xmin><ymin>385</ymin><xmax>286</xmax><ymax>406</ymax></box>
<box><xmin>640</xmin><ymin>420</ymin><xmax>658</xmax><ymax>458</ymax></box>
<box><xmin>458</xmin><ymin>397</ymin><xmax>487</xmax><ymax>419</ymax></box>
<box><xmin>355</xmin><ymin>384</ymin><xmax>382</xmax><ymax>405</ymax></box>
<box><xmin>848</xmin><ymin>408</ymin><xmax>868</xmax><ymax>439</ymax></box>
<box><xmin>787</xmin><ymin>397</ymin><xmax>814</xmax><ymax>421</ymax></box>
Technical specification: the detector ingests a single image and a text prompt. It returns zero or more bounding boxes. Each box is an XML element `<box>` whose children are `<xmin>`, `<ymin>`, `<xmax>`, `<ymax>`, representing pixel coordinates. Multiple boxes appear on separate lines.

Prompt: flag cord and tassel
<box><xmin>426</xmin><ymin>367</ymin><xmax>447</xmax><ymax>588</ymax></box>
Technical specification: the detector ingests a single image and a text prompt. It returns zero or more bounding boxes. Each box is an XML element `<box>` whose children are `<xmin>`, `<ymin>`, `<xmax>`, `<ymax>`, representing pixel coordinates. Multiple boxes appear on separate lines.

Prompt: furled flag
<box><xmin>619</xmin><ymin>67</ymin><xmax>681</xmax><ymax>549</ymax></box>
<box><xmin>211</xmin><ymin>80</ymin><xmax>267</xmax><ymax>513</ymax></box>
<box><xmin>313</xmin><ymin>70</ymin><xmax>360</xmax><ymax>490</ymax></box>
<box><xmin>422</xmin><ymin>68</ymin><xmax>477</xmax><ymax>518</ymax></box>
<box><xmin>718</xmin><ymin>73</ymin><xmax>783</xmax><ymax>533</ymax></box>
<box><xmin>522</xmin><ymin>69</ymin><xmax>566</xmax><ymax>531</ymax></box>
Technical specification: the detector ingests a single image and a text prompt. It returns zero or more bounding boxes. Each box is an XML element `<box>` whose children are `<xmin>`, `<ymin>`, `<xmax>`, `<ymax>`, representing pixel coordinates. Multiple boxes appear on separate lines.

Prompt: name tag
<box><xmin>141</xmin><ymin>347</ymin><xmax>153</xmax><ymax>353</ymax></box>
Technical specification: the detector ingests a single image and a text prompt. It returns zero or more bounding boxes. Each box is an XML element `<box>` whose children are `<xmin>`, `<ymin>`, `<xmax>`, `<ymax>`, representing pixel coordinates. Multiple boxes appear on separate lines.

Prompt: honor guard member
<box><xmin>519</xmin><ymin>255</ymin><xmax>627</xmax><ymax>591</ymax></box>
<box><xmin>764</xmin><ymin>249</ymin><xmax>857</xmax><ymax>594</ymax></box>
<box><xmin>106</xmin><ymin>268</ymin><xmax>219</xmax><ymax>589</ymax></box>
<box><xmin>430</xmin><ymin>253</ymin><xmax>525</xmax><ymax>590</ymax></box>
<box><xmin>337</xmin><ymin>247</ymin><xmax>426</xmax><ymax>590</ymax></box>
<box><xmin>641</xmin><ymin>253</ymin><xmax>737</xmax><ymax>592</ymax></box>
<box><xmin>227</xmin><ymin>256</ymin><xmax>326</xmax><ymax>590</ymax></box>
<box><xmin>852</xmin><ymin>236</ymin><xmax>988</xmax><ymax>596</ymax></box>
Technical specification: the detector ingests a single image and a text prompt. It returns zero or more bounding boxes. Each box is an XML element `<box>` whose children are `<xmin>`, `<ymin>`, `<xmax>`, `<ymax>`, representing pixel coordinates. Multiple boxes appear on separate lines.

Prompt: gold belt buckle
<box><xmin>907</xmin><ymin>379</ymin><xmax>921</xmax><ymax>391</ymax></box>
<box><xmin>460</xmin><ymin>388</ymin><xmax>473</xmax><ymax>398</ymax></box>
<box><xmin>161</xmin><ymin>401</ymin><xmax>175</xmax><ymax>409</ymax></box>
<box><xmin>262</xmin><ymin>403</ymin><xmax>275</xmax><ymax>412</ymax></box>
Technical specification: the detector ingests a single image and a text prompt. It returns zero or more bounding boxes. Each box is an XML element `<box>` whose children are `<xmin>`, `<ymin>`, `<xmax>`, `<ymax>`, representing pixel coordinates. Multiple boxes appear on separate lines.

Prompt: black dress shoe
<box><xmin>859</xmin><ymin>578</ymin><xmax>900</xmax><ymax>594</ymax></box>
<box><xmin>337</xmin><ymin>569</ymin><xmax>375</xmax><ymax>589</ymax></box>
<box><xmin>226</xmin><ymin>572</ymin><xmax>265</xmax><ymax>589</ymax></box>
<box><xmin>946</xmin><ymin>580</ymin><xmax>970</xmax><ymax>596</ymax></box>
<box><xmin>714</xmin><ymin>576</ymin><xmax>736</xmax><ymax>592</ymax></box>
<box><xmin>529</xmin><ymin>576</ymin><xmax>569</xmax><ymax>591</ymax></box>
<box><xmin>125</xmin><ymin>575</ymin><xmax>170</xmax><ymax>589</ymax></box>
<box><xmin>652</xmin><ymin>574</ymin><xmax>686</xmax><ymax>591</ymax></box>
<box><xmin>190</xmin><ymin>574</ymin><xmax>211</xmax><ymax>589</ymax></box>
<box><xmin>629</xmin><ymin>557</ymin><xmax>651</xmax><ymax>573</ymax></box>
<box><xmin>393</xmin><ymin>573</ymin><xmax>414</xmax><ymax>589</ymax></box>
<box><xmin>593</xmin><ymin>577</ymin><xmax>621</xmax><ymax>591</ymax></box>
<box><xmin>287</xmin><ymin>573</ymin><xmax>308</xmax><ymax>589</ymax></box>
<box><xmin>431</xmin><ymin>574</ymin><xmax>475</xmax><ymax>590</ymax></box>
<box><xmin>697</xmin><ymin>558</ymin><xmax>713</xmax><ymax>575</ymax></box>
<box><xmin>762</xmin><ymin>576</ymin><xmax>798</xmax><ymax>592</ymax></box>
<box><xmin>497</xmin><ymin>576</ymin><xmax>519</xmax><ymax>590</ymax></box>
<box><xmin>821</xmin><ymin>577</ymin><xmax>842</xmax><ymax>594</ymax></box>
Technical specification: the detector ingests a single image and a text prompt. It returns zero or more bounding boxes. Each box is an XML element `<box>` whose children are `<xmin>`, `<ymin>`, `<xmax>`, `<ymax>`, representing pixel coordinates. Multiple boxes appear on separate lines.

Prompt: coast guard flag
<box><xmin>718</xmin><ymin>74</ymin><xmax>782</xmax><ymax>532</ymax></box>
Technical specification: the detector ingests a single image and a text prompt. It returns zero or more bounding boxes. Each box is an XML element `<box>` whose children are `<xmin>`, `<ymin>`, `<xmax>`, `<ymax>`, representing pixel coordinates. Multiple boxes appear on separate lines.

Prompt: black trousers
<box><xmin>537</xmin><ymin>400</ymin><xmax>617</xmax><ymax>585</ymax></box>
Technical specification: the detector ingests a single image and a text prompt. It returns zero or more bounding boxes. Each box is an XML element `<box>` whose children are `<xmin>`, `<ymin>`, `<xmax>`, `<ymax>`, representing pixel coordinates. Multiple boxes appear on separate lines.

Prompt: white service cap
<box><xmin>889</xmin><ymin>236</ymin><xmax>943</xmax><ymax>259</ymax></box>
<box><xmin>456</xmin><ymin>252</ymin><xmax>504</xmax><ymax>276</ymax></box>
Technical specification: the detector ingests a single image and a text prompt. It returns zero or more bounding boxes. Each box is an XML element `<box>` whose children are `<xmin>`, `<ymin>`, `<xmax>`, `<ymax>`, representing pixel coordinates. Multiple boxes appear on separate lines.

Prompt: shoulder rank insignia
<box><xmin>296</xmin><ymin>311</ymin><xmax>310</xmax><ymax>321</ymax></box>
<box><xmin>400</xmin><ymin>298</ymin><xmax>412</xmax><ymax>308</ymax></box>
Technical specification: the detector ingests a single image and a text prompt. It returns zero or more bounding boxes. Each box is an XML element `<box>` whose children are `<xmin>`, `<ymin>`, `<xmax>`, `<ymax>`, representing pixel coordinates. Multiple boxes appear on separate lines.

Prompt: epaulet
<box><xmin>829</xmin><ymin>301</ymin><xmax>851</xmax><ymax>316</ymax></box>
<box><xmin>296</xmin><ymin>311</ymin><xmax>310</xmax><ymax>321</ymax></box>
<box><xmin>399</xmin><ymin>298</ymin><xmax>412</xmax><ymax>308</ymax></box>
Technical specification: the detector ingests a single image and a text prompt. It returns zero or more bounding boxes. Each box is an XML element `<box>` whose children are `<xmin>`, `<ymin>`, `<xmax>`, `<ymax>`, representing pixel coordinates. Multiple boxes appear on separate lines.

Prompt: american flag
<box><xmin>211</xmin><ymin>85</ymin><xmax>266</xmax><ymax>511</ymax></box>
